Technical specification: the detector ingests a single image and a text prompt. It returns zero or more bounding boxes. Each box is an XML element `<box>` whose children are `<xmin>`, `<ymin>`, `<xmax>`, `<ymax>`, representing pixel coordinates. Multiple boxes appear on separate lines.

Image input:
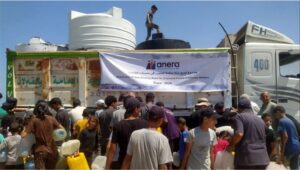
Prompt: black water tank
<box><xmin>136</xmin><ymin>33</ymin><xmax>191</xmax><ymax>50</ymax></box>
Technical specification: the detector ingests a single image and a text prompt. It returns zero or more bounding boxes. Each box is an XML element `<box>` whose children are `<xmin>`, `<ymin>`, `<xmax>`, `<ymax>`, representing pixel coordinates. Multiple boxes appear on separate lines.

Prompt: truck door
<box><xmin>276</xmin><ymin>50</ymin><xmax>300</xmax><ymax>121</ymax></box>
<box><xmin>245</xmin><ymin>47</ymin><xmax>276</xmax><ymax>106</ymax></box>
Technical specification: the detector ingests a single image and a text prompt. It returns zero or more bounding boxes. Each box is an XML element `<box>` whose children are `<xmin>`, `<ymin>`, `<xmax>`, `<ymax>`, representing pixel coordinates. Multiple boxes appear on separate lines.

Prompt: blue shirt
<box><xmin>277</xmin><ymin>116</ymin><xmax>300</xmax><ymax>155</ymax></box>
<box><xmin>179</xmin><ymin>130</ymin><xmax>188</xmax><ymax>161</ymax></box>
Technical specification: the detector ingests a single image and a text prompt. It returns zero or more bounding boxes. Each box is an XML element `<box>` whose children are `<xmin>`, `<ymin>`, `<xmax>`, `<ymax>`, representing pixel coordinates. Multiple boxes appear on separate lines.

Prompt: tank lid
<box><xmin>70</xmin><ymin>6</ymin><xmax>123</xmax><ymax>19</ymax></box>
<box><xmin>29</xmin><ymin>36</ymin><xmax>47</xmax><ymax>44</ymax></box>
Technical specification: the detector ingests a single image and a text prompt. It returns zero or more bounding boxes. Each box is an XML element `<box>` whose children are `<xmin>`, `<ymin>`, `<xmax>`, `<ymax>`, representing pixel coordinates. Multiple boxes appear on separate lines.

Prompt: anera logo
<box><xmin>146</xmin><ymin>60</ymin><xmax>180</xmax><ymax>70</ymax></box>
<box><xmin>146</xmin><ymin>60</ymin><xmax>156</xmax><ymax>70</ymax></box>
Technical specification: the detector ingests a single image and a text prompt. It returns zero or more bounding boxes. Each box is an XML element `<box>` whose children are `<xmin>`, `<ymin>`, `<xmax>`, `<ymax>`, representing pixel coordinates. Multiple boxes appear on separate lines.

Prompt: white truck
<box><xmin>230</xmin><ymin>21</ymin><xmax>300</xmax><ymax>121</ymax></box>
<box><xmin>5</xmin><ymin>21</ymin><xmax>299</xmax><ymax>120</ymax></box>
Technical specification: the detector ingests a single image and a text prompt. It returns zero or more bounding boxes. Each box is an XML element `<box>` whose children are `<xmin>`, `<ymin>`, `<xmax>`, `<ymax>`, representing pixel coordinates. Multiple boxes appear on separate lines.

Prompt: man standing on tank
<box><xmin>145</xmin><ymin>5</ymin><xmax>160</xmax><ymax>41</ymax></box>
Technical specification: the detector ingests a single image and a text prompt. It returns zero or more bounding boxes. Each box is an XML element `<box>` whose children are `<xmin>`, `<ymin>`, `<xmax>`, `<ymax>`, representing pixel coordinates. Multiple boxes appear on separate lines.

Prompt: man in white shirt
<box><xmin>122</xmin><ymin>106</ymin><xmax>173</xmax><ymax>169</ymax></box>
<box><xmin>68</xmin><ymin>98</ymin><xmax>85</xmax><ymax>124</ymax></box>
<box><xmin>95</xmin><ymin>99</ymin><xmax>105</xmax><ymax>118</ymax></box>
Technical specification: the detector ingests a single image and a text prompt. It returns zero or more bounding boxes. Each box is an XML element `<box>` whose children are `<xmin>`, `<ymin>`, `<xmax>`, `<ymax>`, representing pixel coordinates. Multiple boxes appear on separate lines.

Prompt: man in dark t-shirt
<box><xmin>105</xmin><ymin>98</ymin><xmax>147</xmax><ymax>169</ymax></box>
<box><xmin>98</xmin><ymin>96</ymin><xmax>117</xmax><ymax>155</ymax></box>
<box><xmin>214</xmin><ymin>102</ymin><xmax>232</xmax><ymax>127</ymax></box>
<box><xmin>50</xmin><ymin>98</ymin><xmax>70</xmax><ymax>139</ymax></box>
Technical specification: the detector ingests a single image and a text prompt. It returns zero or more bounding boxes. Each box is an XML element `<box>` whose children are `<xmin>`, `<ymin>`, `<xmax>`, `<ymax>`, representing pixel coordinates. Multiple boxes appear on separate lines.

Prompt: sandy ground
<box><xmin>267</xmin><ymin>162</ymin><xmax>288</xmax><ymax>170</ymax></box>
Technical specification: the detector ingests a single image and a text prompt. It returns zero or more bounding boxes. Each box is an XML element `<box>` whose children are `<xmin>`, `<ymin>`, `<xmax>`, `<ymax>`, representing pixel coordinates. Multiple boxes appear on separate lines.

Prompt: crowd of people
<box><xmin>0</xmin><ymin>91</ymin><xmax>299</xmax><ymax>170</ymax></box>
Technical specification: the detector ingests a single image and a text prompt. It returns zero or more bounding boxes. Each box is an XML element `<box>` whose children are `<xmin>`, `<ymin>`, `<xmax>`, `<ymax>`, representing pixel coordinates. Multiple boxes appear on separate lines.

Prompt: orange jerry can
<box><xmin>67</xmin><ymin>152</ymin><xmax>90</xmax><ymax>170</ymax></box>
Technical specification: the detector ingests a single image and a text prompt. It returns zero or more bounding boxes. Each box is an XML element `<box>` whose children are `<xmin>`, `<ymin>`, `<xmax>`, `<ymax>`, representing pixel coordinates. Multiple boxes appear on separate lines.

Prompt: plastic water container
<box><xmin>60</xmin><ymin>140</ymin><xmax>81</xmax><ymax>156</ymax></box>
<box><xmin>0</xmin><ymin>150</ymin><xmax>7</xmax><ymax>163</ymax></box>
<box><xmin>18</xmin><ymin>134</ymin><xmax>36</xmax><ymax>157</ymax></box>
<box><xmin>172</xmin><ymin>152</ymin><xmax>180</xmax><ymax>167</ymax></box>
<box><xmin>216</xmin><ymin>126</ymin><xmax>234</xmax><ymax>136</ymax></box>
<box><xmin>91</xmin><ymin>155</ymin><xmax>107</xmax><ymax>170</ymax></box>
<box><xmin>156</xmin><ymin>127</ymin><xmax>162</xmax><ymax>133</ymax></box>
<box><xmin>67</xmin><ymin>152</ymin><xmax>90</xmax><ymax>170</ymax></box>
<box><xmin>214</xmin><ymin>151</ymin><xmax>234</xmax><ymax>170</ymax></box>
<box><xmin>52</xmin><ymin>128</ymin><xmax>67</xmax><ymax>142</ymax></box>
<box><xmin>24</xmin><ymin>159</ymin><xmax>35</xmax><ymax>170</ymax></box>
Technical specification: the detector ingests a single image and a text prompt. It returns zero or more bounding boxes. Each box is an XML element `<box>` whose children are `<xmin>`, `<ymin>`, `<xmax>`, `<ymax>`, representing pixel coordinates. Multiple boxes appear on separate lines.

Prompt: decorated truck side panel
<box><xmin>6</xmin><ymin>49</ymin><xmax>230</xmax><ymax>114</ymax></box>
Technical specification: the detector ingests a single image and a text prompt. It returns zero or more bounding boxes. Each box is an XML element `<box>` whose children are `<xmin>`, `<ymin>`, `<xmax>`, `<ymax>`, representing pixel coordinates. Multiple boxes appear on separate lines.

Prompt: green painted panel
<box><xmin>6</xmin><ymin>53</ymin><xmax>14</xmax><ymax>98</ymax></box>
<box><xmin>7</xmin><ymin>51</ymin><xmax>99</xmax><ymax>59</ymax></box>
<box><xmin>7</xmin><ymin>48</ymin><xmax>230</xmax><ymax>59</ymax></box>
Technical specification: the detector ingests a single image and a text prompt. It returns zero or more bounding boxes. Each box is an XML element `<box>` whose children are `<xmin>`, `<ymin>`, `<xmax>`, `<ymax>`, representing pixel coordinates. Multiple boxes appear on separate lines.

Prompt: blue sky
<box><xmin>0</xmin><ymin>1</ymin><xmax>299</xmax><ymax>103</ymax></box>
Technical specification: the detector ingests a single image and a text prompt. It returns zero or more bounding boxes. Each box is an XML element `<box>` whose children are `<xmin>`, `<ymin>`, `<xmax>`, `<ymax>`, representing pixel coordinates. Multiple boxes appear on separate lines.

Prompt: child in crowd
<box><xmin>0</xmin><ymin>122</ymin><xmax>23</xmax><ymax>169</ymax></box>
<box><xmin>180</xmin><ymin>108</ymin><xmax>218</xmax><ymax>170</ymax></box>
<box><xmin>72</xmin><ymin>108</ymin><xmax>91</xmax><ymax>139</ymax></box>
<box><xmin>213</xmin><ymin>130</ymin><xmax>231</xmax><ymax>160</ymax></box>
<box><xmin>79</xmin><ymin>115</ymin><xmax>99</xmax><ymax>167</ymax></box>
<box><xmin>177</xmin><ymin>117</ymin><xmax>189</xmax><ymax>165</ymax></box>
<box><xmin>262</xmin><ymin>113</ymin><xmax>277</xmax><ymax>159</ymax></box>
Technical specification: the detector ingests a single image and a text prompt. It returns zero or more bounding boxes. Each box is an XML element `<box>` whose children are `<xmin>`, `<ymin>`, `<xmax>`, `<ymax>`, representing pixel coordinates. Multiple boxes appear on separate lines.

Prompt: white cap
<box><xmin>96</xmin><ymin>99</ymin><xmax>105</xmax><ymax>106</ymax></box>
<box><xmin>195</xmin><ymin>102</ymin><xmax>209</xmax><ymax>107</ymax></box>
<box><xmin>240</xmin><ymin>93</ymin><xmax>250</xmax><ymax>100</ymax></box>
<box><xmin>197</xmin><ymin>97</ymin><xmax>209</xmax><ymax>103</ymax></box>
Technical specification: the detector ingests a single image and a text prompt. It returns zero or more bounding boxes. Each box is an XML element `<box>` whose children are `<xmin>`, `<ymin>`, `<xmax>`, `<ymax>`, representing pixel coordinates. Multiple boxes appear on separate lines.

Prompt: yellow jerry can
<box><xmin>156</xmin><ymin>127</ymin><xmax>162</xmax><ymax>133</ymax></box>
<box><xmin>67</xmin><ymin>152</ymin><xmax>90</xmax><ymax>170</ymax></box>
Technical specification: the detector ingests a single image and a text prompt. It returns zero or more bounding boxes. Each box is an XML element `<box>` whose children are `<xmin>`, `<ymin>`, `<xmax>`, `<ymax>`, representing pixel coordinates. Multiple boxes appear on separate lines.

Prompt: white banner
<box><xmin>99</xmin><ymin>52</ymin><xmax>230</xmax><ymax>92</ymax></box>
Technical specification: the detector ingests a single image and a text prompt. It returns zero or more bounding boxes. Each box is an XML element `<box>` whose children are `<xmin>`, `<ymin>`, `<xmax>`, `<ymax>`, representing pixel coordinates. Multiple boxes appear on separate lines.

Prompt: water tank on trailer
<box><xmin>16</xmin><ymin>37</ymin><xmax>67</xmax><ymax>52</ymax></box>
<box><xmin>69</xmin><ymin>7</ymin><xmax>136</xmax><ymax>50</ymax></box>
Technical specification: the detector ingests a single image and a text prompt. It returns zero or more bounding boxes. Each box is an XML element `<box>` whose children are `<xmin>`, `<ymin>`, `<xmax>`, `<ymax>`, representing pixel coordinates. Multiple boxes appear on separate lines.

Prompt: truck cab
<box><xmin>235</xmin><ymin>21</ymin><xmax>300</xmax><ymax>121</ymax></box>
